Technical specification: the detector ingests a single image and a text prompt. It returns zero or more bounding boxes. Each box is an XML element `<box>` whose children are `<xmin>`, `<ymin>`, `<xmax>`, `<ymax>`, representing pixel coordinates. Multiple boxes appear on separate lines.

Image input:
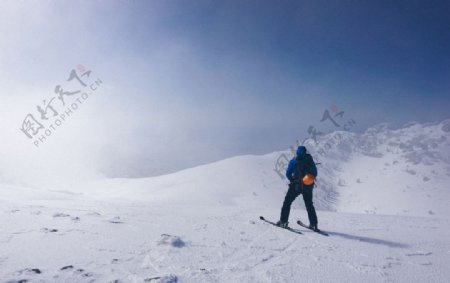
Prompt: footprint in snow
<box><xmin>60</xmin><ymin>266</ymin><xmax>94</xmax><ymax>277</ymax></box>
<box><xmin>17</xmin><ymin>268</ymin><xmax>42</xmax><ymax>275</ymax></box>
<box><xmin>53</xmin><ymin>213</ymin><xmax>81</xmax><ymax>222</ymax></box>
<box><xmin>144</xmin><ymin>274</ymin><xmax>178</xmax><ymax>282</ymax></box>
<box><xmin>406</xmin><ymin>252</ymin><xmax>432</xmax><ymax>256</ymax></box>
<box><xmin>108</xmin><ymin>216</ymin><xmax>123</xmax><ymax>224</ymax></box>
<box><xmin>7</xmin><ymin>268</ymin><xmax>42</xmax><ymax>282</ymax></box>
<box><xmin>41</xmin><ymin>228</ymin><xmax>58</xmax><ymax>233</ymax></box>
<box><xmin>9</xmin><ymin>266</ymin><xmax>95</xmax><ymax>282</ymax></box>
<box><xmin>158</xmin><ymin>234</ymin><xmax>186</xmax><ymax>248</ymax></box>
<box><xmin>53</xmin><ymin>213</ymin><xmax>70</xmax><ymax>218</ymax></box>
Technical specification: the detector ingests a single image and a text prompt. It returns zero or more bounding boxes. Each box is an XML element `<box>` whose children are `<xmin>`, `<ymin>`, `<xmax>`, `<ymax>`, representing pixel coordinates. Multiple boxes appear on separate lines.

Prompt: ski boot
<box><xmin>309</xmin><ymin>224</ymin><xmax>319</xmax><ymax>232</ymax></box>
<box><xmin>276</xmin><ymin>220</ymin><xmax>288</xmax><ymax>228</ymax></box>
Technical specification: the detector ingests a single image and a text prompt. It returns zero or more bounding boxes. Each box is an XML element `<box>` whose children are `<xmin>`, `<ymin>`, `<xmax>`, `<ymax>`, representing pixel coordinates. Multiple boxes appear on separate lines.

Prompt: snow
<box><xmin>1</xmin><ymin>120</ymin><xmax>450</xmax><ymax>282</ymax></box>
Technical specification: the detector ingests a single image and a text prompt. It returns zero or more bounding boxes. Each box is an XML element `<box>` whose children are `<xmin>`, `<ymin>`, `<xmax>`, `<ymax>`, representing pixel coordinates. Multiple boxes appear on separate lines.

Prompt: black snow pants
<box><xmin>280</xmin><ymin>182</ymin><xmax>318</xmax><ymax>226</ymax></box>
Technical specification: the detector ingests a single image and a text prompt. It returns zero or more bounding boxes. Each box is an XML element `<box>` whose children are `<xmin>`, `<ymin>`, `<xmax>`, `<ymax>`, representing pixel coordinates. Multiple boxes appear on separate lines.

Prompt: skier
<box><xmin>276</xmin><ymin>146</ymin><xmax>319</xmax><ymax>231</ymax></box>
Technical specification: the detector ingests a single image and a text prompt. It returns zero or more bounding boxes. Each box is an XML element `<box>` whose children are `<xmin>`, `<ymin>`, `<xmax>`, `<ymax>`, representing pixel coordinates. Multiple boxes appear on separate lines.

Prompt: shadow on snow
<box><xmin>327</xmin><ymin>231</ymin><xmax>409</xmax><ymax>248</ymax></box>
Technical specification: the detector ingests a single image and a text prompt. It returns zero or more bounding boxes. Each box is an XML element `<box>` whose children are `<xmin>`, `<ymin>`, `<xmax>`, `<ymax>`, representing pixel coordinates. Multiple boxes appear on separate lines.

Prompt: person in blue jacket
<box><xmin>277</xmin><ymin>146</ymin><xmax>319</xmax><ymax>230</ymax></box>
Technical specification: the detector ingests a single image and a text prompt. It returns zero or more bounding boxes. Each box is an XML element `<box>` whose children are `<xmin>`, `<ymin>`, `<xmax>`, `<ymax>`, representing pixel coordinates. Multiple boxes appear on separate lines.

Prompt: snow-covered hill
<box><xmin>1</xmin><ymin>120</ymin><xmax>449</xmax><ymax>282</ymax></box>
<box><xmin>74</xmin><ymin>119</ymin><xmax>450</xmax><ymax>217</ymax></box>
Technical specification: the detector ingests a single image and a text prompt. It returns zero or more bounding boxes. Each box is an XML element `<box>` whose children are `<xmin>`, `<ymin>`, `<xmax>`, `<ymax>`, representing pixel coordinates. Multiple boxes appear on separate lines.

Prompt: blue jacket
<box><xmin>286</xmin><ymin>147</ymin><xmax>317</xmax><ymax>182</ymax></box>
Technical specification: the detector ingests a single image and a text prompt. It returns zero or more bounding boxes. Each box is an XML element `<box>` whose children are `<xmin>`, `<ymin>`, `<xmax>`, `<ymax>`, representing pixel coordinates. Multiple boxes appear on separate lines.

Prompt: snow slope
<box><xmin>1</xmin><ymin>120</ymin><xmax>449</xmax><ymax>282</ymax></box>
<box><xmin>308</xmin><ymin>120</ymin><xmax>450</xmax><ymax>217</ymax></box>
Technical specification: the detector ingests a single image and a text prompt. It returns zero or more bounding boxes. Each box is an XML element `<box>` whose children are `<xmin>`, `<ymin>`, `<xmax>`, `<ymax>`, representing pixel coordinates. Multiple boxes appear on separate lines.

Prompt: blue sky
<box><xmin>1</xmin><ymin>0</ymin><xmax>449</xmax><ymax>179</ymax></box>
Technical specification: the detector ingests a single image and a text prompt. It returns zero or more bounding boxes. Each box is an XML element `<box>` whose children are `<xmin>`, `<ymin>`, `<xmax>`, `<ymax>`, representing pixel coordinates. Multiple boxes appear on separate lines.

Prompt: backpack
<box><xmin>295</xmin><ymin>153</ymin><xmax>317</xmax><ymax>181</ymax></box>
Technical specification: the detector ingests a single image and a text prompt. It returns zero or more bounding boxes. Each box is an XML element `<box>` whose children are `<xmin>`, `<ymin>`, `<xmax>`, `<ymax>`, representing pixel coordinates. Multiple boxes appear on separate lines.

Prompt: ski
<box><xmin>259</xmin><ymin>216</ymin><xmax>303</xmax><ymax>234</ymax></box>
<box><xmin>297</xmin><ymin>220</ymin><xmax>329</xmax><ymax>236</ymax></box>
